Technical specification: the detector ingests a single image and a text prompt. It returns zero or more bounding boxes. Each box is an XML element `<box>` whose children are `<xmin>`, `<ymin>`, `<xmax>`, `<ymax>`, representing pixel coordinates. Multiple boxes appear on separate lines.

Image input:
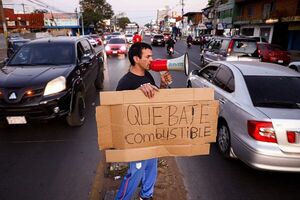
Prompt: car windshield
<box><xmin>245</xmin><ymin>76</ymin><xmax>300</xmax><ymax>109</ymax></box>
<box><xmin>8</xmin><ymin>43</ymin><xmax>75</xmax><ymax>66</ymax></box>
<box><xmin>112</xmin><ymin>32</ymin><xmax>121</xmax><ymax>35</ymax></box>
<box><xmin>154</xmin><ymin>36</ymin><xmax>164</xmax><ymax>39</ymax></box>
<box><xmin>126</xmin><ymin>34</ymin><xmax>132</xmax><ymax>37</ymax></box>
<box><xmin>233</xmin><ymin>40</ymin><xmax>257</xmax><ymax>54</ymax></box>
<box><xmin>108</xmin><ymin>38</ymin><xmax>125</xmax><ymax>44</ymax></box>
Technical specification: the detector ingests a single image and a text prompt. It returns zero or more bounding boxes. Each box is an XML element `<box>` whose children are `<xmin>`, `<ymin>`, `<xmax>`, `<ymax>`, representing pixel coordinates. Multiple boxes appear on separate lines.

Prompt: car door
<box><xmin>202</xmin><ymin>40</ymin><xmax>217</xmax><ymax>63</ymax></box>
<box><xmin>190</xmin><ymin>64</ymin><xmax>220</xmax><ymax>88</ymax></box>
<box><xmin>218</xmin><ymin>39</ymin><xmax>230</xmax><ymax>61</ymax></box>
<box><xmin>78</xmin><ymin>39</ymin><xmax>98</xmax><ymax>89</ymax></box>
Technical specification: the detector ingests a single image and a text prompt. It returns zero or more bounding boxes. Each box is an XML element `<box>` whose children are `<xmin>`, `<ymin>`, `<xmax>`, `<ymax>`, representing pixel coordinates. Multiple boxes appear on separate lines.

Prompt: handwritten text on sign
<box><xmin>123</xmin><ymin>102</ymin><xmax>217</xmax><ymax>146</ymax></box>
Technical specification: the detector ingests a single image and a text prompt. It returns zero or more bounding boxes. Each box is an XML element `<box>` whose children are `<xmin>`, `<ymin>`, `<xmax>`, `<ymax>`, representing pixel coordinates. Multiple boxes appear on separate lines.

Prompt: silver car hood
<box><xmin>257</xmin><ymin>107</ymin><xmax>300</xmax><ymax>154</ymax></box>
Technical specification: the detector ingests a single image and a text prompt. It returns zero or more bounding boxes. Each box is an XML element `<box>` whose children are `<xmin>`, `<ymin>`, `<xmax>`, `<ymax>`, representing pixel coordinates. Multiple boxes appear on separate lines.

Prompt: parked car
<box><xmin>0</xmin><ymin>37</ymin><xmax>105</xmax><ymax>127</ymax></box>
<box><xmin>257</xmin><ymin>42</ymin><xmax>290</xmax><ymax>65</ymax></box>
<box><xmin>125</xmin><ymin>34</ymin><xmax>133</xmax><ymax>43</ymax></box>
<box><xmin>200</xmin><ymin>36</ymin><xmax>259</xmax><ymax>66</ymax></box>
<box><xmin>7</xmin><ymin>38</ymin><xmax>31</xmax><ymax>58</ymax></box>
<box><xmin>151</xmin><ymin>34</ymin><xmax>165</xmax><ymax>47</ymax></box>
<box><xmin>105</xmin><ymin>38</ymin><xmax>127</xmax><ymax>56</ymax></box>
<box><xmin>288</xmin><ymin>61</ymin><xmax>300</xmax><ymax>72</ymax></box>
<box><xmin>187</xmin><ymin>61</ymin><xmax>300</xmax><ymax>172</ymax></box>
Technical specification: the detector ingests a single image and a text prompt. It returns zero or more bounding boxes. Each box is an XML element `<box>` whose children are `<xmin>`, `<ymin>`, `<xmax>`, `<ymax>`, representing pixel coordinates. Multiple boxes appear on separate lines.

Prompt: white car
<box><xmin>125</xmin><ymin>34</ymin><xmax>133</xmax><ymax>43</ymax></box>
<box><xmin>288</xmin><ymin>61</ymin><xmax>300</xmax><ymax>72</ymax></box>
<box><xmin>187</xmin><ymin>61</ymin><xmax>300</xmax><ymax>172</ymax></box>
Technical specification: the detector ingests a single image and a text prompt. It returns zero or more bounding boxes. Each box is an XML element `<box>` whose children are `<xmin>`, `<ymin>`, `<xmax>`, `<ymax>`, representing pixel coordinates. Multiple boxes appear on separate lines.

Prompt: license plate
<box><xmin>278</xmin><ymin>60</ymin><xmax>283</xmax><ymax>63</ymax></box>
<box><xmin>157</xmin><ymin>40</ymin><xmax>161</xmax><ymax>42</ymax></box>
<box><xmin>112</xmin><ymin>51</ymin><xmax>117</xmax><ymax>54</ymax></box>
<box><xmin>6</xmin><ymin>116</ymin><xmax>27</xmax><ymax>124</ymax></box>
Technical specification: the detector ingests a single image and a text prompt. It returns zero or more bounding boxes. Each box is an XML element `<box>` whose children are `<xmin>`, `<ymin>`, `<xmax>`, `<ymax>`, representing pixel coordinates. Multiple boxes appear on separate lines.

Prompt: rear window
<box><xmin>232</xmin><ymin>40</ymin><xmax>257</xmax><ymax>54</ymax></box>
<box><xmin>154</xmin><ymin>35</ymin><xmax>164</xmax><ymax>39</ymax></box>
<box><xmin>108</xmin><ymin>38</ymin><xmax>126</xmax><ymax>44</ymax></box>
<box><xmin>245</xmin><ymin>76</ymin><xmax>300</xmax><ymax>109</ymax></box>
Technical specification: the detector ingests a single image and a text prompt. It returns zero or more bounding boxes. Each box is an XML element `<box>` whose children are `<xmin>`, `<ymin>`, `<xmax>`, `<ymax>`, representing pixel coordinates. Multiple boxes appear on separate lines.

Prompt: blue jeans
<box><xmin>115</xmin><ymin>158</ymin><xmax>158</xmax><ymax>200</ymax></box>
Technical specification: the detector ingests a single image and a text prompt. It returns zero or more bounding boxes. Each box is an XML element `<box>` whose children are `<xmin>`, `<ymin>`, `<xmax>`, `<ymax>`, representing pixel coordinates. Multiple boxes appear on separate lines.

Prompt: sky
<box><xmin>4</xmin><ymin>0</ymin><xmax>208</xmax><ymax>25</ymax></box>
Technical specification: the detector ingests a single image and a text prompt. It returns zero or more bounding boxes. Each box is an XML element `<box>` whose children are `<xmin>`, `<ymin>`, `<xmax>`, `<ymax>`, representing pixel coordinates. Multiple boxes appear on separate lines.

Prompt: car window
<box><xmin>77</xmin><ymin>42</ymin><xmax>85</xmax><ymax>60</ymax></box>
<box><xmin>80</xmin><ymin>39</ymin><xmax>92</xmax><ymax>55</ymax></box>
<box><xmin>8</xmin><ymin>43</ymin><xmax>75</xmax><ymax>66</ymax></box>
<box><xmin>232</xmin><ymin>40</ymin><xmax>257</xmax><ymax>54</ymax></box>
<box><xmin>245</xmin><ymin>76</ymin><xmax>300</xmax><ymax>108</ymax></box>
<box><xmin>200</xmin><ymin>65</ymin><xmax>219</xmax><ymax>81</ymax></box>
<box><xmin>212</xmin><ymin>41</ymin><xmax>222</xmax><ymax>51</ymax></box>
<box><xmin>212</xmin><ymin>65</ymin><xmax>235</xmax><ymax>93</ymax></box>
<box><xmin>108</xmin><ymin>38</ymin><xmax>126</xmax><ymax>44</ymax></box>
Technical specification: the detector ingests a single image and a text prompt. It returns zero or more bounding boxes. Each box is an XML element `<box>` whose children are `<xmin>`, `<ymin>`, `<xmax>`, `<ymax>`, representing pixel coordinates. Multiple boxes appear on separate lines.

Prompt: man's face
<box><xmin>136</xmin><ymin>48</ymin><xmax>153</xmax><ymax>70</ymax></box>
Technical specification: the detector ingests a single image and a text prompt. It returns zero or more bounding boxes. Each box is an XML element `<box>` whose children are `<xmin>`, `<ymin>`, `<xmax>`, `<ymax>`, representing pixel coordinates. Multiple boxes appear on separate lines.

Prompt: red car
<box><xmin>105</xmin><ymin>38</ymin><xmax>127</xmax><ymax>56</ymax></box>
<box><xmin>90</xmin><ymin>34</ymin><xmax>103</xmax><ymax>45</ymax></box>
<box><xmin>257</xmin><ymin>42</ymin><xmax>290</xmax><ymax>65</ymax></box>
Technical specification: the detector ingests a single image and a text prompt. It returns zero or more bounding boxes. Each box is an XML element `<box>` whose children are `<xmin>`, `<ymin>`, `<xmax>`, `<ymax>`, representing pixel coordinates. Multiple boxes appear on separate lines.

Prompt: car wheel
<box><xmin>217</xmin><ymin>121</ymin><xmax>231</xmax><ymax>158</ymax></box>
<box><xmin>66</xmin><ymin>91</ymin><xmax>86</xmax><ymax>127</ymax></box>
<box><xmin>290</xmin><ymin>65</ymin><xmax>299</xmax><ymax>72</ymax></box>
<box><xmin>200</xmin><ymin>56</ymin><xmax>205</xmax><ymax>67</ymax></box>
<box><xmin>95</xmin><ymin>63</ymin><xmax>104</xmax><ymax>90</ymax></box>
<box><xmin>187</xmin><ymin>80</ymin><xmax>192</xmax><ymax>88</ymax></box>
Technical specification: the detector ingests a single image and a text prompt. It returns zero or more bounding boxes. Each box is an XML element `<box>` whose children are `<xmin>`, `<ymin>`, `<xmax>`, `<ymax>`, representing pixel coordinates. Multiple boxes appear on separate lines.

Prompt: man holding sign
<box><xmin>115</xmin><ymin>42</ymin><xmax>172</xmax><ymax>200</ymax></box>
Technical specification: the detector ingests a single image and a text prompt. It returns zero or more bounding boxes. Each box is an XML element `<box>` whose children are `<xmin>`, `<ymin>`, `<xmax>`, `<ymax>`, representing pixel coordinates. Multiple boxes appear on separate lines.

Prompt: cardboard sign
<box><xmin>96</xmin><ymin>88</ymin><xmax>219</xmax><ymax>162</ymax></box>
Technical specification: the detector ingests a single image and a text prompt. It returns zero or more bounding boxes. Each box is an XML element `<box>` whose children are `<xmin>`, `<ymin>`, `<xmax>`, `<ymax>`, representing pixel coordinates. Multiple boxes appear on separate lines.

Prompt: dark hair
<box><xmin>128</xmin><ymin>42</ymin><xmax>152</xmax><ymax>66</ymax></box>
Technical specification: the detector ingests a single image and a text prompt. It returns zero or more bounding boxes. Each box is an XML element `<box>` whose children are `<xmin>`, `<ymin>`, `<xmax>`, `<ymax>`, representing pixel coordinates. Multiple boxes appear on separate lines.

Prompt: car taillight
<box><xmin>227</xmin><ymin>40</ymin><xmax>234</xmax><ymax>56</ymax></box>
<box><xmin>287</xmin><ymin>131</ymin><xmax>296</xmax><ymax>143</ymax></box>
<box><xmin>247</xmin><ymin>120</ymin><xmax>277</xmax><ymax>143</ymax></box>
<box><xmin>0</xmin><ymin>90</ymin><xmax>3</xmax><ymax>97</ymax></box>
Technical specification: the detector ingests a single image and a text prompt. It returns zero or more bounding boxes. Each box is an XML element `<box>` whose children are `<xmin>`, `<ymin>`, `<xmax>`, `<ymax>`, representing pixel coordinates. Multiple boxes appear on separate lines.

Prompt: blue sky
<box><xmin>4</xmin><ymin>0</ymin><xmax>208</xmax><ymax>25</ymax></box>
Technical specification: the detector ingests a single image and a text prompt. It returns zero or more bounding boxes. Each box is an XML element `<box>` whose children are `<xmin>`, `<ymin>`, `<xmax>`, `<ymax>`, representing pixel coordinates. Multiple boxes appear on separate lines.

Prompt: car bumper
<box><xmin>106</xmin><ymin>50</ymin><xmax>127</xmax><ymax>55</ymax></box>
<box><xmin>0</xmin><ymin>90</ymin><xmax>71</xmax><ymax>122</ymax></box>
<box><xmin>234</xmin><ymin>136</ymin><xmax>300</xmax><ymax>172</ymax></box>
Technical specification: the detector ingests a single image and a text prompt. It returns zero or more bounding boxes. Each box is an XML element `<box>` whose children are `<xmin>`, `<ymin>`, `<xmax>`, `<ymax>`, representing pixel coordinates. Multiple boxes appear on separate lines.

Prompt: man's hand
<box><xmin>160</xmin><ymin>71</ymin><xmax>173</xmax><ymax>88</ymax></box>
<box><xmin>139</xmin><ymin>83</ymin><xmax>159</xmax><ymax>98</ymax></box>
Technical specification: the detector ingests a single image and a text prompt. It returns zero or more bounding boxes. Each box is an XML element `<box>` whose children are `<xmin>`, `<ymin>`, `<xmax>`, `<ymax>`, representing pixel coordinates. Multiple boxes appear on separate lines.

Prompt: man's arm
<box><xmin>160</xmin><ymin>71</ymin><xmax>172</xmax><ymax>89</ymax></box>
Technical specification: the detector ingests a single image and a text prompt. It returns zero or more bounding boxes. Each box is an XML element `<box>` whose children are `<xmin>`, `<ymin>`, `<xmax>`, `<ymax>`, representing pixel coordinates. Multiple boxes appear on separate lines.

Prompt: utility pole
<box><xmin>21</xmin><ymin>3</ymin><xmax>25</xmax><ymax>14</ymax></box>
<box><xmin>0</xmin><ymin>0</ymin><xmax>8</xmax><ymax>49</ymax></box>
<box><xmin>181</xmin><ymin>0</ymin><xmax>184</xmax><ymax>33</ymax></box>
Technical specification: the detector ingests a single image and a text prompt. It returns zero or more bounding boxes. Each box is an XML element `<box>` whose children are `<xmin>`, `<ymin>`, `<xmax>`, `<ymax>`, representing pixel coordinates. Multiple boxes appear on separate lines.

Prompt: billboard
<box><xmin>44</xmin><ymin>13</ymin><xmax>79</xmax><ymax>28</ymax></box>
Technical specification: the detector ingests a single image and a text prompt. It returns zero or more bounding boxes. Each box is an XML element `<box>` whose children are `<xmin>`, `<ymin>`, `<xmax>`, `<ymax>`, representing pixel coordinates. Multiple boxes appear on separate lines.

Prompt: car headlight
<box><xmin>43</xmin><ymin>76</ymin><xmax>66</xmax><ymax>96</ymax></box>
<box><xmin>120</xmin><ymin>46</ymin><xmax>126</xmax><ymax>51</ymax></box>
<box><xmin>105</xmin><ymin>46</ymin><xmax>111</xmax><ymax>51</ymax></box>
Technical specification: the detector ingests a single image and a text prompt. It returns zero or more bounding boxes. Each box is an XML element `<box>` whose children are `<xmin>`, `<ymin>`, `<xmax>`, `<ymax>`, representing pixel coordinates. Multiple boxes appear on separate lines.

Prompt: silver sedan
<box><xmin>187</xmin><ymin>61</ymin><xmax>300</xmax><ymax>172</ymax></box>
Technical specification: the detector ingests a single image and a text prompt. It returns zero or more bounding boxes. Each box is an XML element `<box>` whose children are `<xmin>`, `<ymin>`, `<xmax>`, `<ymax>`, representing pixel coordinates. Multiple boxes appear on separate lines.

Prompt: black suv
<box><xmin>0</xmin><ymin>37</ymin><xmax>105</xmax><ymax>127</ymax></box>
<box><xmin>151</xmin><ymin>34</ymin><xmax>165</xmax><ymax>47</ymax></box>
<box><xmin>200</xmin><ymin>36</ymin><xmax>259</xmax><ymax>66</ymax></box>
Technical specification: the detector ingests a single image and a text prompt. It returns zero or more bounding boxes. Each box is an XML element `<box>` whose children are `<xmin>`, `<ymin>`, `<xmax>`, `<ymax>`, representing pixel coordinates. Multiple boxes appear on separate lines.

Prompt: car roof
<box><xmin>216</xmin><ymin>61</ymin><xmax>300</xmax><ymax>77</ymax></box>
<box><xmin>28</xmin><ymin>37</ymin><xmax>81</xmax><ymax>44</ymax></box>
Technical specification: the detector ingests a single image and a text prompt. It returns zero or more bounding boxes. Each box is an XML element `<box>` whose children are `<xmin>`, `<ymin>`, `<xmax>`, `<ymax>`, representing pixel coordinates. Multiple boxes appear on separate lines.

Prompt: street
<box><xmin>0</xmin><ymin>37</ymin><xmax>300</xmax><ymax>200</ymax></box>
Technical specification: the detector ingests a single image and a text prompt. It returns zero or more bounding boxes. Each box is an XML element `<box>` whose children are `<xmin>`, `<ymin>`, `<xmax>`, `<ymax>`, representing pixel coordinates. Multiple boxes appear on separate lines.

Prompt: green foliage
<box><xmin>207</xmin><ymin>0</ymin><xmax>215</xmax><ymax>6</ymax></box>
<box><xmin>80</xmin><ymin>0</ymin><xmax>114</xmax><ymax>28</ymax></box>
<box><xmin>33</xmin><ymin>9</ymin><xmax>48</xmax><ymax>13</ymax></box>
<box><xmin>117</xmin><ymin>17</ymin><xmax>131</xmax><ymax>29</ymax></box>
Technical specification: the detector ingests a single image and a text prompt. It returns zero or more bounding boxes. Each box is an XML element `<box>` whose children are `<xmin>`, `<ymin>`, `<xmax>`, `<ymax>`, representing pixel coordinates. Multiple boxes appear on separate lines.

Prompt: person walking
<box><xmin>114</xmin><ymin>42</ymin><xmax>172</xmax><ymax>200</ymax></box>
<box><xmin>132</xmin><ymin>32</ymin><xmax>142</xmax><ymax>43</ymax></box>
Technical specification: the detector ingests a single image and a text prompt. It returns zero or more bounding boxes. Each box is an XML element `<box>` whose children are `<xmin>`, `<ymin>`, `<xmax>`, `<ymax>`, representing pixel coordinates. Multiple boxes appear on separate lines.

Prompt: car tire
<box><xmin>95</xmin><ymin>64</ymin><xmax>104</xmax><ymax>90</ymax></box>
<box><xmin>217</xmin><ymin>121</ymin><xmax>231</xmax><ymax>158</ymax></box>
<box><xmin>66</xmin><ymin>91</ymin><xmax>86</xmax><ymax>127</ymax></box>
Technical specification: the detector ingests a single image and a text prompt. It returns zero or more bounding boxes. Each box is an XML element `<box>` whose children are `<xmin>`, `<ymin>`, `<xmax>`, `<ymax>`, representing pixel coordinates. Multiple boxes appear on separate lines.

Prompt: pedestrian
<box><xmin>132</xmin><ymin>31</ymin><xmax>142</xmax><ymax>43</ymax></box>
<box><xmin>115</xmin><ymin>42</ymin><xmax>172</xmax><ymax>200</ymax></box>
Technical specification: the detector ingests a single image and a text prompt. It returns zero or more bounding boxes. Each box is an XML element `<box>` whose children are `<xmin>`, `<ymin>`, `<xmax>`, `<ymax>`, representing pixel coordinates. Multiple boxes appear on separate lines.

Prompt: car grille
<box><xmin>111</xmin><ymin>47</ymin><xmax>119</xmax><ymax>50</ymax></box>
<box><xmin>0</xmin><ymin>87</ymin><xmax>44</xmax><ymax>105</ymax></box>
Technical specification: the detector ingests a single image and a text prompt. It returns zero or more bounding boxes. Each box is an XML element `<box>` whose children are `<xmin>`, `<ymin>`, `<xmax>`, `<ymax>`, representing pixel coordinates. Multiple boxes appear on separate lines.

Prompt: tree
<box><xmin>117</xmin><ymin>17</ymin><xmax>130</xmax><ymax>29</ymax></box>
<box><xmin>207</xmin><ymin>0</ymin><xmax>215</xmax><ymax>6</ymax></box>
<box><xmin>80</xmin><ymin>0</ymin><xmax>114</xmax><ymax>30</ymax></box>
